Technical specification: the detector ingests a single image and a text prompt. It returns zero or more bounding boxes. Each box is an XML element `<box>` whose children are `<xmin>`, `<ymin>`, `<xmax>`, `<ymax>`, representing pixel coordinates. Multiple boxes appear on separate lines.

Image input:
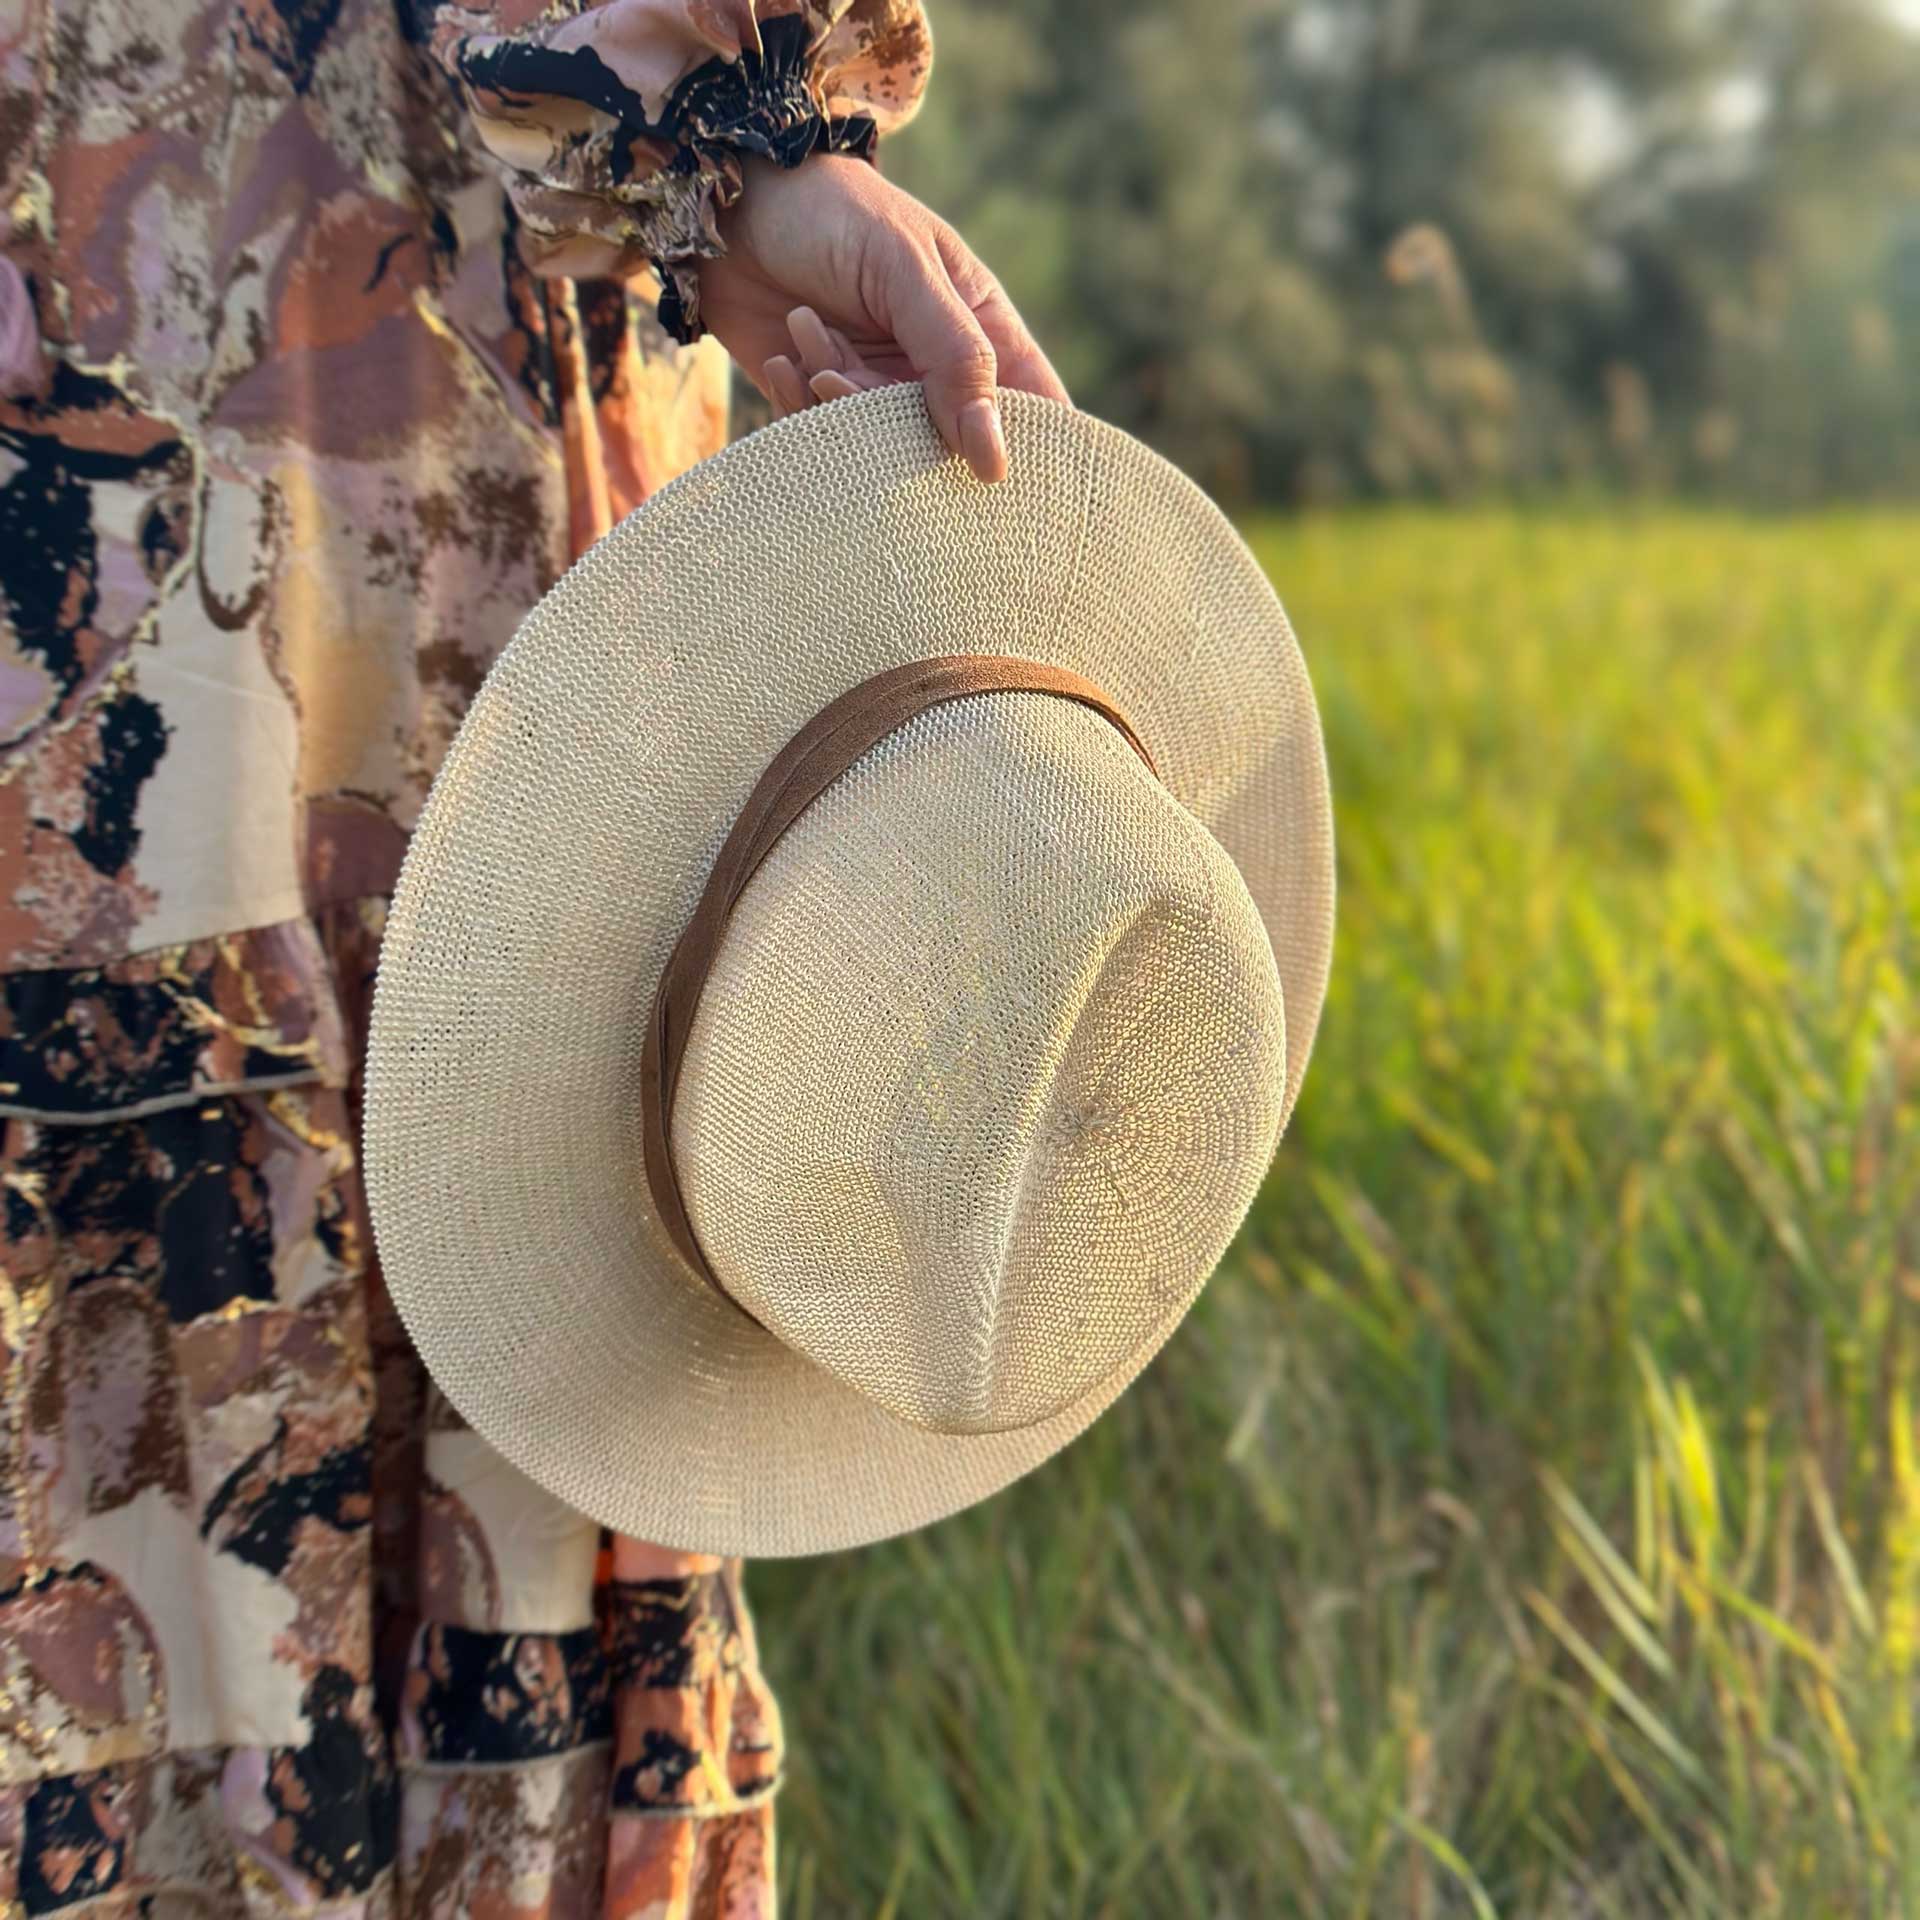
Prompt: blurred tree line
<box><xmin>883</xmin><ymin>0</ymin><xmax>1920</xmax><ymax>503</ymax></box>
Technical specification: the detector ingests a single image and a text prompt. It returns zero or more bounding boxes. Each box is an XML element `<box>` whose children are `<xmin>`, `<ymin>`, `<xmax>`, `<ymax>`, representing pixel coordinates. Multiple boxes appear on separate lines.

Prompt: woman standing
<box><xmin>0</xmin><ymin>2</ymin><xmax>1064</xmax><ymax>1910</ymax></box>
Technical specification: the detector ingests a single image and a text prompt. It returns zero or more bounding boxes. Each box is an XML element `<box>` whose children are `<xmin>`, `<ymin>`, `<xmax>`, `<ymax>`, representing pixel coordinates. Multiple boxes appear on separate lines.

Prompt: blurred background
<box><xmin>754</xmin><ymin>3</ymin><xmax>1920</xmax><ymax>1914</ymax></box>
<box><xmin>885</xmin><ymin>0</ymin><xmax>1920</xmax><ymax>507</ymax></box>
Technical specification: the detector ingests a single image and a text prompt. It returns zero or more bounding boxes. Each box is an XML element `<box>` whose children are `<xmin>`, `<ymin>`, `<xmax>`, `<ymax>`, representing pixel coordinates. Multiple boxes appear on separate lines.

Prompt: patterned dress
<box><xmin>0</xmin><ymin>2</ymin><xmax>930</xmax><ymax>1912</ymax></box>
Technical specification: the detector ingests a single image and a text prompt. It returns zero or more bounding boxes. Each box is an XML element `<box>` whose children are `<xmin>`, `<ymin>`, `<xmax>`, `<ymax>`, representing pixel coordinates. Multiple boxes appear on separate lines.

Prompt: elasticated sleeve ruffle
<box><xmin>427</xmin><ymin>0</ymin><xmax>933</xmax><ymax>342</ymax></box>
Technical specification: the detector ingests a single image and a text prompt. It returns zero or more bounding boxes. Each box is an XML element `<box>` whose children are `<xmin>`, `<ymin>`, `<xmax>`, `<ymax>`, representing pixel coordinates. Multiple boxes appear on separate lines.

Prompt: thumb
<box><xmin>880</xmin><ymin>239</ymin><xmax>1007</xmax><ymax>483</ymax></box>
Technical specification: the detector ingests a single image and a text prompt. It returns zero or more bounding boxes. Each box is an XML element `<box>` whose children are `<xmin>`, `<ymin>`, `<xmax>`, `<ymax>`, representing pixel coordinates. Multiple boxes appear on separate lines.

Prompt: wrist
<box><xmin>666</xmin><ymin>150</ymin><xmax>878</xmax><ymax>348</ymax></box>
<box><xmin>713</xmin><ymin>154</ymin><xmax>780</xmax><ymax>250</ymax></box>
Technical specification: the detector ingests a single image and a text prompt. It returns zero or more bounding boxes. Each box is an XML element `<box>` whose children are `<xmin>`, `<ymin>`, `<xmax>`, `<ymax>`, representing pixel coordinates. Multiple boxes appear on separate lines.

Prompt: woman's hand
<box><xmin>696</xmin><ymin>154</ymin><xmax>1070</xmax><ymax>483</ymax></box>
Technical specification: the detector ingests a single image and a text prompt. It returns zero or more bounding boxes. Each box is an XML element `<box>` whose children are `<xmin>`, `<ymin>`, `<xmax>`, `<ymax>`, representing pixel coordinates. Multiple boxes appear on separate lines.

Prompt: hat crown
<box><xmin>673</xmin><ymin>691</ymin><xmax>1290</xmax><ymax>1436</ymax></box>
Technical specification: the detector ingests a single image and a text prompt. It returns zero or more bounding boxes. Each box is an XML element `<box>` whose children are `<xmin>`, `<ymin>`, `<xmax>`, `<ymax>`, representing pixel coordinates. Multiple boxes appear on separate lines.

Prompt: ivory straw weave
<box><xmin>364</xmin><ymin>387</ymin><xmax>1334</xmax><ymax>1557</ymax></box>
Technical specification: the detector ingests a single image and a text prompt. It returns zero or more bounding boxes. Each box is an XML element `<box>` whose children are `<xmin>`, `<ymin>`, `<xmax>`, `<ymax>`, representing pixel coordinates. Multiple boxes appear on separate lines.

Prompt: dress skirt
<box><xmin>1</xmin><ymin>896</ymin><xmax>782</xmax><ymax>1916</ymax></box>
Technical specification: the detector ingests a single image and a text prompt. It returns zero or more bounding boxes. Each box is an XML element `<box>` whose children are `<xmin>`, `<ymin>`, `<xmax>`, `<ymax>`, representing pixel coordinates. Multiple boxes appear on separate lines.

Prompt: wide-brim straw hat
<box><xmin>364</xmin><ymin>385</ymin><xmax>1334</xmax><ymax>1558</ymax></box>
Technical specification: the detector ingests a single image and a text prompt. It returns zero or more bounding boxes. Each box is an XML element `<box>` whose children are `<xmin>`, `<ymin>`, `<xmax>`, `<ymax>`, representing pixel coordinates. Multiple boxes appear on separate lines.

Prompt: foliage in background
<box><xmin>756</xmin><ymin>510</ymin><xmax>1920</xmax><ymax>1916</ymax></box>
<box><xmin>884</xmin><ymin>0</ymin><xmax>1920</xmax><ymax>503</ymax></box>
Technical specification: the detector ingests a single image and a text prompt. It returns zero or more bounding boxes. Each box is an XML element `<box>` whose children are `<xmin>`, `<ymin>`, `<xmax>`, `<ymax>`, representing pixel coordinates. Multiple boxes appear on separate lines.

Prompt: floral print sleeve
<box><xmin>426</xmin><ymin>0</ymin><xmax>932</xmax><ymax>340</ymax></box>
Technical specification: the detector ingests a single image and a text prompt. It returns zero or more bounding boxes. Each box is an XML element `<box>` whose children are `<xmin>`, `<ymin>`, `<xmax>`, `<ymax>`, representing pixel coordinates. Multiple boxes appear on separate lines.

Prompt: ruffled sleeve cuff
<box><xmin>432</xmin><ymin>1</ymin><xmax>932</xmax><ymax>344</ymax></box>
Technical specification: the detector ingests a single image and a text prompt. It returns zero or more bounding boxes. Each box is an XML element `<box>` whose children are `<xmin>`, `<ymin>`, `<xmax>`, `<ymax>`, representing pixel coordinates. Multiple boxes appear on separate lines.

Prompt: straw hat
<box><xmin>363</xmin><ymin>385</ymin><xmax>1333</xmax><ymax>1558</ymax></box>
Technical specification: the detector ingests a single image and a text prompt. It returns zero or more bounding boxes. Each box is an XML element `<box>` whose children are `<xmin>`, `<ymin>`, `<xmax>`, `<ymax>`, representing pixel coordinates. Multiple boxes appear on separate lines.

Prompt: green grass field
<box><xmin>754</xmin><ymin>509</ymin><xmax>1920</xmax><ymax>1919</ymax></box>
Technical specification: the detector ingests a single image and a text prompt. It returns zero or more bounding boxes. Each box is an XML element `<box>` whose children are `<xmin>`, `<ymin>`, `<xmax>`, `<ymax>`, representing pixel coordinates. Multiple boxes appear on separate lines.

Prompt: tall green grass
<box><xmin>757</xmin><ymin>509</ymin><xmax>1920</xmax><ymax>1918</ymax></box>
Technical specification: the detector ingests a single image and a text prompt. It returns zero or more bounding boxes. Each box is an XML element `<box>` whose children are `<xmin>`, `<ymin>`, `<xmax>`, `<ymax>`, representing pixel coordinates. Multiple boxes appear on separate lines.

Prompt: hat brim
<box><xmin>363</xmin><ymin>387</ymin><xmax>1333</xmax><ymax>1557</ymax></box>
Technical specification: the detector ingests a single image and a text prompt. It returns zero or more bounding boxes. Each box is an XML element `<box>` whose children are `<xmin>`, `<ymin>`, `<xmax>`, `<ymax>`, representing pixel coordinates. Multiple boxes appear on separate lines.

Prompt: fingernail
<box><xmin>764</xmin><ymin>356</ymin><xmax>794</xmax><ymax>417</ymax></box>
<box><xmin>809</xmin><ymin>369</ymin><xmax>859</xmax><ymax>402</ymax></box>
<box><xmin>958</xmin><ymin>399</ymin><xmax>1007</xmax><ymax>482</ymax></box>
<box><xmin>790</xmin><ymin>306</ymin><xmax>839</xmax><ymax>371</ymax></box>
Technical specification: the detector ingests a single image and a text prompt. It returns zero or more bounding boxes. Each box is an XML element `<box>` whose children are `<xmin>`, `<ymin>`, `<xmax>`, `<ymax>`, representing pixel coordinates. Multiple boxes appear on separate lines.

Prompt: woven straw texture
<box><xmin>364</xmin><ymin>387</ymin><xmax>1335</xmax><ymax>1557</ymax></box>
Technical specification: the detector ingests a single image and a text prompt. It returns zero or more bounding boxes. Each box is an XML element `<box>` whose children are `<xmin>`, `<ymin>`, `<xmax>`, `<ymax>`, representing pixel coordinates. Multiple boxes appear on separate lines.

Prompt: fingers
<box><xmin>762</xmin><ymin>354</ymin><xmax>810</xmax><ymax>420</ymax></box>
<box><xmin>787</xmin><ymin>307</ymin><xmax>883</xmax><ymax>392</ymax></box>
<box><xmin>784</xmin><ymin>256</ymin><xmax>1007</xmax><ymax>481</ymax></box>
<box><xmin>769</xmin><ymin>308</ymin><xmax>881</xmax><ymax>420</ymax></box>
<box><xmin>975</xmin><ymin>294</ymin><xmax>1070</xmax><ymax>409</ymax></box>
<box><xmin>933</xmin><ymin>231</ymin><xmax>1072</xmax><ymax>410</ymax></box>
<box><xmin>808</xmin><ymin>368</ymin><xmax>861</xmax><ymax>402</ymax></box>
<box><xmin>788</xmin><ymin>306</ymin><xmax>850</xmax><ymax>377</ymax></box>
<box><xmin>768</xmin><ymin>267</ymin><xmax>1038</xmax><ymax>487</ymax></box>
<box><xmin>877</xmin><ymin>255</ymin><xmax>1005</xmax><ymax>481</ymax></box>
